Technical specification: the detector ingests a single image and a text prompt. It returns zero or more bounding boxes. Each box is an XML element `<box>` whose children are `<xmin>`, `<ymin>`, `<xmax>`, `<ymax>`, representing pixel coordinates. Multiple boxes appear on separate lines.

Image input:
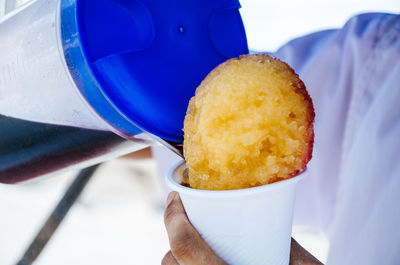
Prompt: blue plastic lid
<box><xmin>61</xmin><ymin>0</ymin><xmax>248</xmax><ymax>142</ymax></box>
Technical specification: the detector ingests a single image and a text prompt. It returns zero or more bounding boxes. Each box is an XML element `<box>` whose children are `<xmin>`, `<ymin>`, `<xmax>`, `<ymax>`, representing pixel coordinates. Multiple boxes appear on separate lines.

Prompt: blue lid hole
<box><xmin>177</xmin><ymin>25</ymin><xmax>185</xmax><ymax>35</ymax></box>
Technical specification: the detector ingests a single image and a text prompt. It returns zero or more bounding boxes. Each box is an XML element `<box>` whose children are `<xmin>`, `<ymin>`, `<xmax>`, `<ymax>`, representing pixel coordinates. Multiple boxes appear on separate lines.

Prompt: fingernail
<box><xmin>166</xmin><ymin>192</ymin><xmax>176</xmax><ymax>206</ymax></box>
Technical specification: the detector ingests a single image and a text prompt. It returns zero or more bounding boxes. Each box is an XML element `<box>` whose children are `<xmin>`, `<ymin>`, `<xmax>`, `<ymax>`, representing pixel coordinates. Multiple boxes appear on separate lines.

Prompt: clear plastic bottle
<box><xmin>0</xmin><ymin>0</ymin><xmax>248</xmax><ymax>183</ymax></box>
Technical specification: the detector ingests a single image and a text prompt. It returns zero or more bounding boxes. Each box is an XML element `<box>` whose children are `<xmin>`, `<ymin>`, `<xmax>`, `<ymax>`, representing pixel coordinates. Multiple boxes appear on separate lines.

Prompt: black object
<box><xmin>0</xmin><ymin>115</ymin><xmax>127</xmax><ymax>183</ymax></box>
<box><xmin>15</xmin><ymin>164</ymin><xmax>99</xmax><ymax>265</ymax></box>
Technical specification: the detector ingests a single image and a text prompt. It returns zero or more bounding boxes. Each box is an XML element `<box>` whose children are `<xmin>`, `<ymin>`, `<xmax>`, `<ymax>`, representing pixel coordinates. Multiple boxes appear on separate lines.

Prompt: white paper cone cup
<box><xmin>167</xmin><ymin>161</ymin><xmax>304</xmax><ymax>265</ymax></box>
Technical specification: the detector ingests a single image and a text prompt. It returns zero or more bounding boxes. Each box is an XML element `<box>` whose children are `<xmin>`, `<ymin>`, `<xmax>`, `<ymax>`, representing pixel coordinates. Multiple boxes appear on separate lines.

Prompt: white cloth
<box><xmin>153</xmin><ymin>12</ymin><xmax>400</xmax><ymax>264</ymax></box>
<box><xmin>274</xmin><ymin>13</ymin><xmax>400</xmax><ymax>265</ymax></box>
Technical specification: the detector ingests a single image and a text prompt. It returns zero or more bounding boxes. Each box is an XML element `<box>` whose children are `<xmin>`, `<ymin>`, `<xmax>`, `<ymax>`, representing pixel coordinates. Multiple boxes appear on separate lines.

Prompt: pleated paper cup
<box><xmin>167</xmin><ymin>161</ymin><xmax>304</xmax><ymax>265</ymax></box>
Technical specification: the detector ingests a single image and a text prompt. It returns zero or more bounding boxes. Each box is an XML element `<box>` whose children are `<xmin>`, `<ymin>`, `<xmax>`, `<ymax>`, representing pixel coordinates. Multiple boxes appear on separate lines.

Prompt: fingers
<box><xmin>290</xmin><ymin>238</ymin><xmax>323</xmax><ymax>265</ymax></box>
<box><xmin>161</xmin><ymin>250</ymin><xmax>179</xmax><ymax>265</ymax></box>
<box><xmin>164</xmin><ymin>192</ymin><xmax>226</xmax><ymax>265</ymax></box>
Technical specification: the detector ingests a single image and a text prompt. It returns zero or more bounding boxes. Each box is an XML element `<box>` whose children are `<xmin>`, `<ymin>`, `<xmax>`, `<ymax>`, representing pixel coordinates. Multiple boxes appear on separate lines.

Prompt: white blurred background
<box><xmin>0</xmin><ymin>0</ymin><xmax>399</xmax><ymax>265</ymax></box>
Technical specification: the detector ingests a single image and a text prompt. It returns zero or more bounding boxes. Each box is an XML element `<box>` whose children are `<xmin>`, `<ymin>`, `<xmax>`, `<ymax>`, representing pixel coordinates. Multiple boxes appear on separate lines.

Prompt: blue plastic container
<box><xmin>0</xmin><ymin>0</ymin><xmax>247</xmax><ymax>142</ymax></box>
<box><xmin>62</xmin><ymin>0</ymin><xmax>248</xmax><ymax>142</ymax></box>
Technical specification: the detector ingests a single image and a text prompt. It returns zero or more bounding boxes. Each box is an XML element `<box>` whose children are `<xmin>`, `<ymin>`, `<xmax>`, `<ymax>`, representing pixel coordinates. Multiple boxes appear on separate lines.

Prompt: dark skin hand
<box><xmin>163</xmin><ymin>192</ymin><xmax>323</xmax><ymax>265</ymax></box>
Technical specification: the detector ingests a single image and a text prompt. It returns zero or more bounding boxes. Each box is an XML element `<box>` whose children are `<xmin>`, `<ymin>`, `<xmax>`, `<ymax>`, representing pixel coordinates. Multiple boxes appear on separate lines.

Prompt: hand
<box><xmin>290</xmin><ymin>238</ymin><xmax>324</xmax><ymax>265</ymax></box>
<box><xmin>163</xmin><ymin>191</ymin><xmax>227</xmax><ymax>265</ymax></box>
<box><xmin>163</xmin><ymin>191</ymin><xmax>323</xmax><ymax>265</ymax></box>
